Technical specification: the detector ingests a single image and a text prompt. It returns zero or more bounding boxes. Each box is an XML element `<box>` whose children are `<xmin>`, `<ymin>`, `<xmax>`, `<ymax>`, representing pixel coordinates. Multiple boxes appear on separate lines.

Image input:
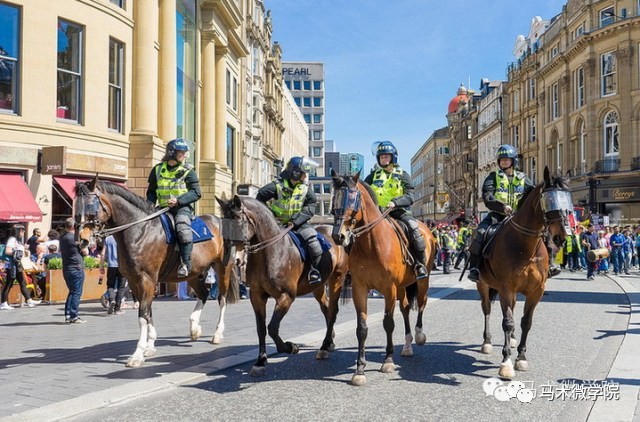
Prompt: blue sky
<box><xmin>269</xmin><ymin>0</ymin><xmax>567</xmax><ymax>172</ymax></box>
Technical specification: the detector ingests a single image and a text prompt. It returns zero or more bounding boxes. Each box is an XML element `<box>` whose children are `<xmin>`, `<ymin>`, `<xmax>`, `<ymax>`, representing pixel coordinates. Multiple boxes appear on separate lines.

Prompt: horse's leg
<box><xmin>351</xmin><ymin>281</ymin><xmax>369</xmax><ymax>386</ymax></box>
<box><xmin>267</xmin><ymin>293</ymin><xmax>298</xmax><ymax>354</ymax></box>
<box><xmin>478</xmin><ymin>282</ymin><xmax>493</xmax><ymax>354</ymax></box>
<box><xmin>515</xmin><ymin>288</ymin><xmax>544</xmax><ymax>371</ymax></box>
<box><xmin>211</xmin><ymin>295</ymin><xmax>227</xmax><ymax>344</ymax></box>
<box><xmin>414</xmin><ymin>278</ymin><xmax>429</xmax><ymax>346</ymax></box>
<box><xmin>126</xmin><ymin>277</ymin><xmax>157</xmax><ymax>367</ymax></box>
<box><xmin>398</xmin><ymin>289</ymin><xmax>413</xmax><ymax>357</ymax></box>
<box><xmin>313</xmin><ymin>278</ymin><xmax>339</xmax><ymax>359</ymax></box>
<box><xmin>210</xmin><ymin>262</ymin><xmax>236</xmax><ymax>344</ymax></box>
<box><xmin>189</xmin><ymin>299</ymin><xmax>205</xmax><ymax>341</ymax></box>
<box><xmin>510</xmin><ymin>296</ymin><xmax>518</xmax><ymax>348</ymax></box>
<box><xmin>497</xmin><ymin>291</ymin><xmax>516</xmax><ymax>379</ymax></box>
<box><xmin>381</xmin><ymin>288</ymin><xmax>397</xmax><ymax>373</ymax></box>
<box><xmin>250</xmin><ymin>290</ymin><xmax>269</xmax><ymax>377</ymax></box>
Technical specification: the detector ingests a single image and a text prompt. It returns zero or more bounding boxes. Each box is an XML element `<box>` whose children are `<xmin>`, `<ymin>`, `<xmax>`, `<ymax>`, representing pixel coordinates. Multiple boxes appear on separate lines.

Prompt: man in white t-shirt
<box><xmin>1</xmin><ymin>224</ymin><xmax>40</xmax><ymax>309</ymax></box>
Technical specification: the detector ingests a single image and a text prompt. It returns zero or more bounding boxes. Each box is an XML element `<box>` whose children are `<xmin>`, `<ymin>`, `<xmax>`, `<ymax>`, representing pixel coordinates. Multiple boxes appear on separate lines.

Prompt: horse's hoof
<box><xmin>316</xmin><ymin>349</ymin><xmax>330</xmax><ymax>360</ymax></box>
<box><xmin>190</xmin><ymin>326</ymin><xmax>202</xmax><ymax>341</ymax></box>
<box><xmin>327</xmin><ymin>343</ymin><xmax>336</xmax><ymax>352</ymax></box>
<box><xmin>351</xmin><ymin>374</ymin><xmax>367</xmax><ymax>386</ymax></box>
<box><xmin>415</xmin><ymin>331</ymin><xmax>427</xmax><ymax>345</ymax></box>
<box><xmin>400</xmin><ymin>347</ymin><xmax>413</xmax><ymax>357</ymax></box>
<box><xmin>210</xmin><ymin>334</ymin><xmax>223</xmax><ymax>345</ymax></box>
<box><xmin>380</xmin><ymin>362</ymin><xmax>395</xmax><ymax>373</ymax></box>
<box><xmin>288</xmin><ymin>342</ymin><xmax>299</xmax><ymax>354</ymax></box>
<box><xmin>126</xmin><ymin>357</ymin><xmax>144</xmax><ymax>368</ymax></box>
<box><xmin>515</xmin><ymin>359</ymin><xmax>529</xmax><ymax>371</ymax></box>
<box><xmin>498</xmin><ymin>361</ymin><xmax>515</xmax><ymax>379</ymax></box>
<box><xmin>250</xmin><ymin>366</ymin><xmax>265</xmax><ymax>377</ymax></box>
<box><xmin>510</xmin><ymin>338</ymin><xmax>518</xmax><ymax>348</ymax></box>
<box><xmin>143</xmin><ymin>347</ymin><xmax>156</xmax><ymax>357</ymax></box>
<box><xmin>481</xmin><ymin>343</ymin><xmax>493</xmax><ymax>354</ymax></box>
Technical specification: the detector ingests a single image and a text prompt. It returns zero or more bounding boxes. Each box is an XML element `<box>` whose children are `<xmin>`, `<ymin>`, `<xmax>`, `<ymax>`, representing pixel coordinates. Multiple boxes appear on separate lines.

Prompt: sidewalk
<box><xmin>1</xmin><ymin>269</ymin><xmax>638</xmax><ymax>421</ymax></box>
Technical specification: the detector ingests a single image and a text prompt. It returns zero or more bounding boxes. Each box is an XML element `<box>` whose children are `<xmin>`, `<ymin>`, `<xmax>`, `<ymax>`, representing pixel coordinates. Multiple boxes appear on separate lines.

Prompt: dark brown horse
<box><xmin>476</xmin><ymin>167</ymin><xmax>572</xmax><ymax>378</ymax></box>
<box><xmin>215</xmin><ymin>195</ymin><xmax>349</xmax><ymax>377</ymax></box>
<box><xmin>75</xmin><ymin>177</ymin><xmax>236</xmax><ymax>367</ymax></box>
<box><xmin>330</xmin><ymin>171</ymin><xmax>437</xmax><ymax>386</ymax></box>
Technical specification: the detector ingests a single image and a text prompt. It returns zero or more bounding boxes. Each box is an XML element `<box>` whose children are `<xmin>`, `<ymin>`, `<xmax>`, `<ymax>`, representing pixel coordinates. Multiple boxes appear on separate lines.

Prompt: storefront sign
<box><xmin>41</xmin><ymin>146</ymin><xmax>127</xmax><ymax>178</ymax></box>
<box><xmin>597</xmin><ymin>186</ymin><xmax>640</xmax><ymax>202</ymax></box>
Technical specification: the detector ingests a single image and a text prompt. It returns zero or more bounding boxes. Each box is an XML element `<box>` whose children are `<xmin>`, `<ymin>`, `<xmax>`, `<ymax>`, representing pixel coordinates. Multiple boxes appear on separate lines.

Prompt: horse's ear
<box><xmin>330</xmin><ymin>169</ymin><xmax>337</xmax><ymax>177</ymax></box>
<box><xmin>353</xmin><ymin>170</ymin><xmax>361</xmax><ymax>183</ymax></box>
<box><xmin>88</xmin><ymin>174</ymin><xmax>99</xmax><ymax>191</ymax></box>
<box><xmin>543</xmin><ymin>166</ymin><xmax>551</xmax><ymax>186</ymax></box>
<box><xmin>215</xmin><ymin>195</ymin><xmax>227</xmax><ymax>207</ymax></box>
<box><xmin>232</xmin><ymin>194</ymin><xmax>243</xmax><ymax>209</ymax></box>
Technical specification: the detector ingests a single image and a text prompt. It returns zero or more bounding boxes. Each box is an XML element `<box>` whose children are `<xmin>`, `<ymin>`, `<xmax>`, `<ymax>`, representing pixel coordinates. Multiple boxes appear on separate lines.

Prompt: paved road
<box><xmin>1</xmin><ymin>269</ymin><xmax>638</xmax><ymax>421</ymax></box>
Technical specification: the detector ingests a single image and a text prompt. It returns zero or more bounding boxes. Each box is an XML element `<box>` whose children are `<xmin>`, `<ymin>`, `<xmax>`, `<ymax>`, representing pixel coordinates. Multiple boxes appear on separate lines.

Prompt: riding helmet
<box><xmin>375</xmin><ymin>141</ymin><xmax>398</xmax><ymax>166</ymax></box>
<box><xmin>496</xmin><ymin>144</ymin><xmax>518</xmax><ymax>168</ymax></box>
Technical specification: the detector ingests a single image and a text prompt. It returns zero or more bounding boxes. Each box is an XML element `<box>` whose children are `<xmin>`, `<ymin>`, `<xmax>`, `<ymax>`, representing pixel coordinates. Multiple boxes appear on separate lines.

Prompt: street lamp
<box><xmin>466</xmin><ymin>158</ymin><xmax>476</xmax><ymax>220</ymax></box>
<box><xmin>603</xmin><ymin>9</ymin><xmax>626</xmax><ymax>22</ymax></box>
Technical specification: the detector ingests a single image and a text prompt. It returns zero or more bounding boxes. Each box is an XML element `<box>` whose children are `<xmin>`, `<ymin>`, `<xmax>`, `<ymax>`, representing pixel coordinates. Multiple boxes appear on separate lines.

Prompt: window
<box><xmin>313</xmin><ymin>130</ymin><xmax>322</xmax><ymax>140</ymax></box>
<box><xmin>313</xmin><ymin>80</ymin><xmax>322</xmax><ymax>90</ymax></box>
<box><xmin>109</xmin><ymin>0</ymin><xmax>125</xmax><ymax>7</ymax></box>
<box><xmin>303</xmin><ymin>97</ymin><xmax>311</xmax><ymax>107</ymax></box>
<box><xmin>312</xmin><ymin>146</ymin><xmax>322</xmax><ymax>156</ymax></box>
<box><xmin>529</xmin><ymin>116</ymin><xmax>536</xmax><ymax>142</ymax></box>
<box><xmin>233</xmin><ymin>76</ymin><xmax>237</xmax><ymax>110</ymax></box>
<box><xmin>225</xmin><ymin>69</ymin><xmax>231</xmax><ymax>104</ymax></box>
<box><xmin>323</xmin><ymin>183</ymin><xmax>331</xmax><ymax>194</ymax></box>
<box><xmin>573</xmin><ymin>24</ymin><xmax>584</xmax><ymax>40</ymax></box>
<box><xmin>574</xmin><ymin>67</ymin><xmax>584</xmax><ymax>108</ymax></box>
<box><xmin>313</xmin><ymin>97</ymin><xmax>322</xmax><ymax>107</ymax></box>
<box><xmin>513</xmin><ymin>90</ymin><xmax>519</xmax><ymax>112</ymax></box>
<box><xmin>57</xmin><ymin>19</ymin><xmax>84</xmax><ymax>123</ymax></box>
<box><xmin>601</xmin><ymin>52</ymin><xmax>616</xmax><ymax>96</ymax></box>
<box><xmin>551</xmin><ymin>82</ymin><xmax>559</xmax><ymax>120</ymax></box>
<box><xmin>604</xmin><ymin>110</ymin><xmax>619</xmax><ymax>156</ymax></box>
<box><xmin>303</xmin><ymin>80</ymin><xmax>311</xmax><ymax>90</ymax></box>
<box><xmin>107</xmin><ymin>38</ymin><xmax>124</xmax><ymax>132</ymax></box>
<box><xmin>294</xmin><ymin>97</ymin><xmax>301</xmax><ymax>106</ymax></box>
<box><xmin>528</xmin><ymin>78</ymin><xmax>536</xmax><ymax>100</ymax></box>
<box><xmin>0</xmin><ymin>2</ymin><xmax>19</xmax><ymax>114</ymax></box>
<box><xmin>551</xmin><ymin>45</ymin><xmax>559</xmax><ymax>58</ymax></box>
<box><xmin>226</xmin><ymin>124</ymin><xmax>235</xmax><ymax>169</ymax></box>
<box><xmin>285</xmin><ymin>80</ymin><xmax>291</xmax><ymax>89</ymax></box>
<box><xmin>312</xmin><ymin>183</ymin><xmax>321</xmax><ymax>194</ymax></box>
<box><xmin>600</xmin><ymin>6</ymin><xmax>615</xmax><ymax>27</ymax></box>
<box><xmin>293</xmin><ymin>80</ymin><xmax>301</xmax><ymax>90</ymax></box>
<box><xmin>313</xmin><ymin>113</ymin><xmax>322</xmax><ymax>123</ymax></box>
<box><xmin>579</xmin><ymin>121</ymin><xmax>586</xmax><ymax>173</ymax></box>
<box><xmin>303</xmin><ymin>114</ymin><xmax>310</xmax><ymax>123</ymax></box>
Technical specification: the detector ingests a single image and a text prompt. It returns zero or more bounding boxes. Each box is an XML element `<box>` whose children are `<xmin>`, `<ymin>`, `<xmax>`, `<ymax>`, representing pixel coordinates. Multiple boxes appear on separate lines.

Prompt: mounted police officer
<box><xmin>364</xmin><ymin>141</ymin><xmax>428</xmax><ymax>279</ymax></box>
<box><xmin>467</xmin><ymin>144</ymin><xmax>534</xmax><ymax>282</ymax></box>
<box><xmin>257</xmin><ymin>156</ymin><xmax>323</xmax><ymax>284</ymax></box>
<box><xmin>146</xmin><ymin>138</ymin><xmax>201</xmax><ymax>278</ymax></box>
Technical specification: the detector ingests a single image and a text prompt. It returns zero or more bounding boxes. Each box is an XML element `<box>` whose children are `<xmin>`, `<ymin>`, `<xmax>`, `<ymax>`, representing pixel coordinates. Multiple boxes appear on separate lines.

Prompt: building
<box><xmin>282</xmin><ymin>62</ymin><xmax>325</xmax><ymax>176</ymax></box>
<box><xmin>411</xmin><ymin>127</ymin><xmax>449</xmax><ymax>223</ymax></box>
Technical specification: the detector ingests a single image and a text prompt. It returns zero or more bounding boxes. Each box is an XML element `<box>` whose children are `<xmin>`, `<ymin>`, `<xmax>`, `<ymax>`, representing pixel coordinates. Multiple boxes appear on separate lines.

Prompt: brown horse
<box><xmin>330</xmin><ymin>171</ymin><xmax>437</xmax><ymax>386</ymax></box>
<box><xmin>75</xmin><ymin>177</ymin><xmax>236</xmax><ymax>367</ymax></box>
<box><xmin>475</xmin><ymin>167</ymin><xmax>572</xmax><ymax>378</ymax></box>
<box><xmin>215</xmin><ymin>195</ymin><xmax>349</xmax><ymax>377</ymax></box>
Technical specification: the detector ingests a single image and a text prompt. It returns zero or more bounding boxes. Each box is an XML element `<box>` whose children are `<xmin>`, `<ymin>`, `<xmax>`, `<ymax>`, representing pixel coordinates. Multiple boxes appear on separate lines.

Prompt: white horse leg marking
<box><xmin>144</xmin><ymin>323</ymin><xmax>157</xmax><ymax>357</ymax></box>
<box><xmin>126</xmin><ymin>317</ymin><xmax>149</xmax><ymax>367</ymax></box>
<box><xmin>401</xmin><ymin>333</ymin><xmax>414</xmax><ymax>357</ymax></box>
<box><xmin>211</xmin><ymin>297</ymin><xmax>226</xmax><ymax>344</ymax></box>
<box><xmin>190</xmin><ymin>299</ymin><xmax>205</xmax><ymax>340</ymax></box>
<box><xmin>414</xmin><ymin>326</ymin><xmax>427</xmax><ymax>345</ymax></box>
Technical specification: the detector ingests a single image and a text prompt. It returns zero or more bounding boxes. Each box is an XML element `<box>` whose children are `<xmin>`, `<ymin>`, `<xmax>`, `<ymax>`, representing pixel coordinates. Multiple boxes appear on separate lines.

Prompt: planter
<box><xmin>45</xmin><ymin>268</ymin><xmax>105</xmax><ymax>303</ymax></box>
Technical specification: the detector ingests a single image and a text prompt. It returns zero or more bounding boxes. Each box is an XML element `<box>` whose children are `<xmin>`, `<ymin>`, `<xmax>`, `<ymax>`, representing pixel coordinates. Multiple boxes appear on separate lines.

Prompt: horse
<box><xmin>330</xmin><ymin>170</ymin><xmax>437</xmax><ymax>386</ymax></box>
<box><xmin>475</xmin><ymin>166</ymin><xmax>572</xmax><ymax>378</ymax></box>
<box><xmin>75</xmin><ymin>176</ymin><xmax>236</xmax><ymax>367</ymax></box>
<box><xmin>215</xmin><ymin>195</ymin><xmax>349</xmax><ymax>377</ymax></box>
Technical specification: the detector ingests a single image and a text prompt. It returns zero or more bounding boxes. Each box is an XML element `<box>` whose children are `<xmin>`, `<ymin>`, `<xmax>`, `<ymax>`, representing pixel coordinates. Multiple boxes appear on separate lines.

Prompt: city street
<box><xmin>1</xmin><ymin>269</ymin><xmax>639</xmax><ymax>421</ymax></box>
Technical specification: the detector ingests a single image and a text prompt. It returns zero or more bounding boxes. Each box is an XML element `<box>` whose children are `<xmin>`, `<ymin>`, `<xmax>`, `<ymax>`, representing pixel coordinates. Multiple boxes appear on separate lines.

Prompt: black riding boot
<box><xmin>306</xmin><ymin>235</ymin><xmax>323</xmax><ymax>285</ymax></box>
<box><xmin>467</xmin><ymin>235</ymin><xmax>483</xmax><ymax>282</ymax></box>
<box><xmin>414</xmin><ymin>248</ymin><xmax>428</xmax><ymax>279</ymax></box>
<box><xmin>178</xmin><ymin>242</ymin><xmax>193</xmax><ymax>278</ymax></box>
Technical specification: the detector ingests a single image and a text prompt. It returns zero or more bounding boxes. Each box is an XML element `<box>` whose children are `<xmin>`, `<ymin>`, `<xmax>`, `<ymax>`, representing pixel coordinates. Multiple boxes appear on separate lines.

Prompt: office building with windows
<box><xmin>282</xmin><ymin>62</ymin><xmax>325</xmax><ymax>176</ymax></box>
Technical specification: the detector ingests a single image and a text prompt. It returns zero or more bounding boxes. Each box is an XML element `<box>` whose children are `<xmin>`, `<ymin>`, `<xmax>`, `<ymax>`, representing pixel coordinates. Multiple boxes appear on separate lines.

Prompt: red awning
<box><xmin>0</xmin><ymin>174</ymin><xmax>43</xmax><ymax>222</ymax></box>
<box><xmin>53</xmin><ymin>176</ymin><xmax>127</xmax><ymax>200</ymax></box>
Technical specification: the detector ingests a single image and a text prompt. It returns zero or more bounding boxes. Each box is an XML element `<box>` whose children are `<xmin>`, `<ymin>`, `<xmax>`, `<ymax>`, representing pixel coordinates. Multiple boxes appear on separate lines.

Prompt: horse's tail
<box><xmin>405</xmin><ymin>281</ymin><xmax>418</xmax><ymax>311</ymax></box>
<box><xmin>224</xmin><ymin>265</ymin><xmax>241</xmax><ymax>304</ymax></box>
<box><xmin>340</xmin><ymin>272</ymin><xmax>352</xmax><ymax>305</ymax></box>
<box><xmin>489</xmin><ymin>287</ymin><xmax>499</xmax><ymax>303</ymax></box>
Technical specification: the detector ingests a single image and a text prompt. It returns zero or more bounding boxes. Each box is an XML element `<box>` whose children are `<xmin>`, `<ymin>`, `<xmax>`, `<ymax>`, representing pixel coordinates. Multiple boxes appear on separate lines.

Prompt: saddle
<box><xmin>480</xmin><ymin>220</ymin><xmax>507</xmax><ymax>259</ymax></box>
<box><xmin>159</xmin><ymin>213</ymin><xmax>214</xmax><ymax>244</ymax></box>
<box><xmin>288</xmin><ymin>231</ymin><xmax>332</xmax><ymax>262</ymax></box>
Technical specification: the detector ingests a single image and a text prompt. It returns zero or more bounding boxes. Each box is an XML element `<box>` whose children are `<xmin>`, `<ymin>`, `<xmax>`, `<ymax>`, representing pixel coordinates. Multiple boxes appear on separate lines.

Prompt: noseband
<box><xmin>222</xmin><ymin>205</ymin><xmax>292</xmax><ymax>254</ymax></box>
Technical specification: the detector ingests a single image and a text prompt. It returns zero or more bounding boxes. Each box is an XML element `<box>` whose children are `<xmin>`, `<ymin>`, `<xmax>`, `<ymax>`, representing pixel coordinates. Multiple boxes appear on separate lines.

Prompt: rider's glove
<box><xmin>387</xmin><ymin>201</ymin><xmax>396</xmax><ymax>209</ymax></box>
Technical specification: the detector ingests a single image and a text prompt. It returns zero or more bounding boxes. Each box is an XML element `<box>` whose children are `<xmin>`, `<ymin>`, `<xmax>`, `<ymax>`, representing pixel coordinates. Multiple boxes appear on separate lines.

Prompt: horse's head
<box><xmin>330</xmin><ymin>170</ymin><xmax>363</xmax><ymax>247</ymax></box>
<box><xmin>75</xmin><ymin>175</ymin><xmax>113</xmax><ymax>248</ymax></box>
<box><xmin>215</xmin><ymin>194</ymin><xmax>252</xmax><ymax>249</ymax></box>
<box><xmin>541</xmin><ymin>166</ymin><xmax>573</xmax><ymax>248</ymax></box>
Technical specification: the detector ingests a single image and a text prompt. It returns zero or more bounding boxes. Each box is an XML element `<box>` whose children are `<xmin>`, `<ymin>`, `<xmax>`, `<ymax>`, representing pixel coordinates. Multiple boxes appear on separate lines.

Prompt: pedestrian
<box><xmin>26</xmin><ymin>228</ymin><xmax>45</xmax><ymax>256</ymax></box>
<box><xmin>60</xmin><ymin>217</ymin><xmax>88</xmax><ymax>324</ymax></box>
<box><xmin>99</xmin><ymin>235</ymin><xmax>126</xmax><ymax>315</ymax></box>
<box><xmin>622</xmin><ymin>227</ymin><xmax>633</xmax><ymax>275</ymax></box>
<box><xmin>581</xmin><ymin>224</ymin><xmax>599</xmax><ymax>280</ymax></box>
<box><xmin>0</xmin><ymin>224</ymin><xmax>40</xmax><ymax>309</ymax></box>
<box><xmin>146</xmin><ymin>138</ymin><xmax>201</xmax><ymax>277</ymax></box>
<box><xmin>565</xmin><ymin>227</ymin><xmax>581</xmax><ymax>272</ymax></box>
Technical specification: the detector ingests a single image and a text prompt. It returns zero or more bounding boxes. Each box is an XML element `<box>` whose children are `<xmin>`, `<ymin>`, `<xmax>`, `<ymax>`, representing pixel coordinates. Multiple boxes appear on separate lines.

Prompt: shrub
<box><xmin>46</xmin><ymin>257</ymin><xmax>63</xmax><ymax>270</ymax></box>
<box><xmin>83</xmin><ymin>256</ymin><xmax>103</xmax><ymax>269</ymax></box>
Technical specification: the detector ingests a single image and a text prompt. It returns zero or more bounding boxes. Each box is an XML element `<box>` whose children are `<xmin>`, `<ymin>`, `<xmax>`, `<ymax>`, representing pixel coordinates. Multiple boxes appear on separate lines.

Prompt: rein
<box><xmin>351</xmin><ymin>207</ymin><xmax>393</xmax><ymax>237</ymax></box>
<box><xmin>242</xmin><ymin>207</ymin><xmax>294</xmax><ymax>254</ymax></box>
<box><xmin>507</xmin><ymin>217</ymin><xmax>545</xmax><ymax>237</ymax></box>
<box><xmin>100</xmin><ymin>207</ymin><xmax>171</xmax><ymax>237</ymax></box>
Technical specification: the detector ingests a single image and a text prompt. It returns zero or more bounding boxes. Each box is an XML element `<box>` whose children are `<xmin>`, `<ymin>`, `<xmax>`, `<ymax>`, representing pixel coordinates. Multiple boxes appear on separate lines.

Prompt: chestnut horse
<box><xmin>215</xmin><ymin>195</ymin><xmax>349</xmax><ymax>377</ymax></box>
<box><xmin>75</xmin><ymin>177</ymin><xmax>236</xmax><ymax>367</ymax></box>
<box><xmin>475</xmin><ymin>167</ymin><xmax>572</xmax><ymax>378</ymax></box>
<box><xmin>330</xmin><ymin>171</ymin><xmax>437</xmax><ymax>386</ymax></box>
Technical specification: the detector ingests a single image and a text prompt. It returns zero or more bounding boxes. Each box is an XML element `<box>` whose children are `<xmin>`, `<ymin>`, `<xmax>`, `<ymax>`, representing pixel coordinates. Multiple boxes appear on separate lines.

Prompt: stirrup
<box><xmin>308</xmin><ymin>267</ymin><xmax>322</xmax><ymax>284</ymax></box>
<box><xmin>548</xmin><ymin>266</ymin><xmax>561</xmax><ymax>278</ymax></box>
<box><xmin>415</xmin><ymin>264</ymin><xmax>428</xmax><ymax>280</ymax></box>
<box><xmin>177</xmin><ymin>264</ymin><xmax>189</xmax><ymax>278</ymax></box>
<box><xmin>467</xmin><ymin>268</ymin><xmax>480</xmax><ymax>282</ymax></box>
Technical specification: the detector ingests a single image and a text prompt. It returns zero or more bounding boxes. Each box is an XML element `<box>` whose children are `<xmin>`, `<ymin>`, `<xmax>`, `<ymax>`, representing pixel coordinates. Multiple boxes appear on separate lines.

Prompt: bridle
<box><xmin>331</xmin><ymin>185</ymin><xmax>392</xmax><ymax>240</ymax></box>
<box><xmin>222</xmin><ymin>203</ymin><xmax>292</xmax><ymax>254</ymax></box>
<box><xmin>507</xmin><ymin>185</ymin><xmax>573</xmax><ymax>239</ymax></box>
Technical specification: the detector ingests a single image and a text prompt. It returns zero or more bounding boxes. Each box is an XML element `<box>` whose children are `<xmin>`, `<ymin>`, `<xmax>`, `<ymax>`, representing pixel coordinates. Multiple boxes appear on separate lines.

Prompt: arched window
<box><xmin>603</xmin><ymin>111</ymin><xmax>619</xmax><ymax>156</ymax></box>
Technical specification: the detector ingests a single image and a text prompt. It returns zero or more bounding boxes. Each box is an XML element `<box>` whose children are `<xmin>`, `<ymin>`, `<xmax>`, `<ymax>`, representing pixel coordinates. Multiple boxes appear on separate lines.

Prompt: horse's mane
<box><xmin>240</xmin><ymin>196</ymin><xmax>282</xmax><ymax>230</ymax></box>
<box><xmin>358</xmin><ymin>180</ymin><xmax>379</xmax><ymax>206</ymax></box>
<box><xmin>334</xmin><ymin>174</ymin><xmax>379</xmax><ymax>206</ymax></box>
<box><xmin>96</xmin><ymin>181</ymin><xmax>157</xmax><ymax>213</ymax></box>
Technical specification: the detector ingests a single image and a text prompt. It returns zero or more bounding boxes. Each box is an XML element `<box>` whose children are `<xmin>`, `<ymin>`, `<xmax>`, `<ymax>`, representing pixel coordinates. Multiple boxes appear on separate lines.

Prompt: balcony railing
<box><xmin>632</xmin><ymin>156</ymin><xmax>640</xmax><ymax>170</ymax></box>
<box><xmin>594</xmin><ymin>157</ymin><xmax>621</xmax><ymax>173</ymax></box>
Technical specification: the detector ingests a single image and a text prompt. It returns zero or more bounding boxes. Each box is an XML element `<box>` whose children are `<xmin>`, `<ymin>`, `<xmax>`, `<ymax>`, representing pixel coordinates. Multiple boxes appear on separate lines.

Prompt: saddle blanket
<box><xmin>288</xmin><ymin>231</ymin><xmax>332</xmax><ymax>262</ymax></box>
<box><xmin>160</xmin><ymin>214</ymin><xmax>214</xmax><ymax>244</ymax></box>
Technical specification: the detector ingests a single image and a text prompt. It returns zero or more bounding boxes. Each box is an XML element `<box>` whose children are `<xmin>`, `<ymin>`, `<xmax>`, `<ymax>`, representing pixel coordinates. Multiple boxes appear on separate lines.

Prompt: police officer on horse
<box><xmin>147</xmin><ymin>138</ymin><xmax>201</xmax><ymax>278</ymax></box>
<box><xmin>257</xmin><ymin>156</ymin><xmax>323</xmax><ymax>284</ymax></box>
<box><xmin>365</xmin><ymin>141</ymin><xmax>428</xmax><ymax>279</ymax></box>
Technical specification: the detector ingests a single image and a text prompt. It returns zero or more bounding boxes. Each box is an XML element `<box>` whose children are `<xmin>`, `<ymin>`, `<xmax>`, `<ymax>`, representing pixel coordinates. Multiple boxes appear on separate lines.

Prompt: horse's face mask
<box><xmin>540</xmin><ymin>188</ymin><xmax>574</xmax><ymax>247</ymax></box>
<box><xmin>76</xmin><ymin>183</ymin><xmax>110</xmax><ymax>248</ymax></box>
<box><xmin>330</xmin><ymin>185</ymin><xmax>361</xmax><ymax>247</ymax></box>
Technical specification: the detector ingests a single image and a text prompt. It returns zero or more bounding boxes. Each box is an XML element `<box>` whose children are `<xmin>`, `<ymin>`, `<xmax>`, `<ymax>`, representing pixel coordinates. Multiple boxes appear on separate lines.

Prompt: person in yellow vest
<box><xmin>565</xmin><ymin>227</ymin><xmax>582</xmax><ymax>272</ymax></box>
<box><xmin>364</xmin><ymin>141</ymin><xmax>428</xmax><ymax>279</ymax></box>
<box><xmin>453</xmin><ymin>221</ymin><xmax>472</xmax><ymax>270</ymax></box>
<box><xmin>467</xmin><ymin>144</ymin><xmax>535</xmax><ymax>282</ymax></box>
<box><xmin>146</xmin><ymin>138</ymin><xmax>202</xmax><ymax>278</ymax></box>
<box><xmin>257</xmin><ymin>156</ymin><xmax>323</xmax><ymax>284</ymax></box>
